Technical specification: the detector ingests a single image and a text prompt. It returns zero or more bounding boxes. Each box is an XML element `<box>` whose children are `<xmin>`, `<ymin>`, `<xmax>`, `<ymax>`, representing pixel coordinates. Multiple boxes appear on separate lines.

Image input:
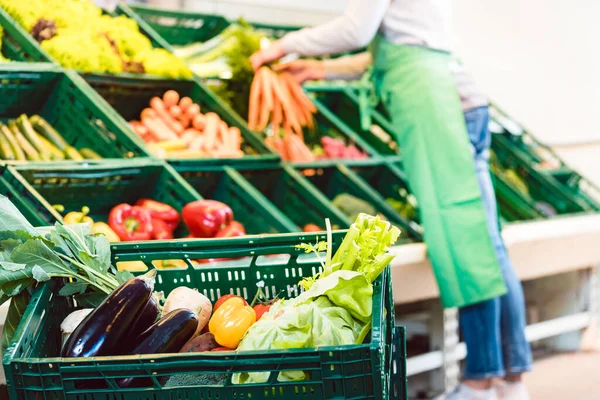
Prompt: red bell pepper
<box><xmin>182</xmin><ymin>200</ymin><xmax>233</xmax><ymax>238</ymax></box>
<box><xmin>136</xmin><ymin>199</ymin><xmax>180</xmax><ymax>226</ymax></box>
<box><xmin>215</xmin><ymin>221</ymin><xmax>246</xmax><ymax>238</ymax></box>
<box><xmin>108</xmin><ymin>204</ymin><xmax>153</xmax><ymax>241</ymax></box>
<box><xmin>253</xmin><ymin>303</ymin><xmax>272</xmax><ymax>320</ymax></box>
<box><xmin>151</xmin><ymin>218</ymin><xmax>174</xmax><ymax>240</ymax></box>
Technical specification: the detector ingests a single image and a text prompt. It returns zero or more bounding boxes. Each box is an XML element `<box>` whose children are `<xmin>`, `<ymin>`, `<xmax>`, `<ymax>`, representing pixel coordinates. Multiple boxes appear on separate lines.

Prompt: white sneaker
<box><xmin>495</xmin><ymin>381</ymin><xmax>530</xmax><ymax>400</ymax></box>
<box><xmin>433</xmin><ymin>384</ymin><xmax>498</xmax><ymax>400</ymax></box>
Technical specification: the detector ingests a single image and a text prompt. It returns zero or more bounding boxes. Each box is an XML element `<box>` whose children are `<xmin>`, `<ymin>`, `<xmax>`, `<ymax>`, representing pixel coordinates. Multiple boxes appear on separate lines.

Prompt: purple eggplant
<box><xmin>61</xmin><ymin>270</ymin><xmax>157</xmax><ymax>358</ymax></box>
<box><xmin>118</xmin><ymin>309</ymin><xmax>198</xmax><ymax>388</ymax></box>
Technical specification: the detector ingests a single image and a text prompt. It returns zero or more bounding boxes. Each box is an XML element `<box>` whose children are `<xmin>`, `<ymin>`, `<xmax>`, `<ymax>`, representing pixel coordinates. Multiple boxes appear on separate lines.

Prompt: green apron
<box><xmin>370</xmin><ymin>37</ymin><xmax>506</xmax><ymax>308</ymax></box>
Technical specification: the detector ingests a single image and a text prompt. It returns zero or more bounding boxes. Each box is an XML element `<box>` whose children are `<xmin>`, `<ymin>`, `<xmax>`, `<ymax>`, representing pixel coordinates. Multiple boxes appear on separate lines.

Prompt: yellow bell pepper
<box><xmin>209</xmin><ymin>297</ymin><xmax>256</xmax><ymax>349</ymax></box>
<box><xmin>64</xmin><ymin>206</ymin><xmax>93</xmax><ymax>225</ymax></box>
<box><xmin>90</xmin><ymin>222</ymin><xmax>121</xmax><ymax>242</ymax></box>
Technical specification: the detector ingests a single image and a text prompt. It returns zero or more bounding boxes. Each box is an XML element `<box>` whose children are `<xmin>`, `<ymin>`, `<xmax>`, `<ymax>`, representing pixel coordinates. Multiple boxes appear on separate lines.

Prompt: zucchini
<box><xmin>29</xmin><ymin>114</ymin><xmax>68</xmax><ymax>151</ymax></box>
<box><xmin>0</xmin><ymin>123</ymin><xmax>25</xmax><ymax>161</ymax></box>
<box><xmin>79</xmin><ymin>147</ymin><xmax>102</xmax><ymax>160</ymax></box>
<box><xmin>64</xmin><ymin>146</ymin><xmax>84</xmax><ymax>161</ymax></box>
<box><xmin>0</xmin><ymin>123</ymin><xmax>15</xmax><ymax>160</ymax></box>
<box><xmin>9</xmin><ymin>120</ymin><xmax>39</xmax><ymax>161</ymax></box>
<box><xmin>61</xmin><ymin>270</ymin><xmax>157</xmax><ymax>358</ymax></box>
<box><xmin>37</xmin><ymin>135</ymin><xmax>65</xmax><ymax>160</ymax></box>
<box><xmin>118</xmin><ymin>309</ymin><xmax>198</xmax><ymax>388</ymax></box>
<box><xmin>17</xmin><ymin>114</ymin><xmax>47</xmax><ymax>156</ymax></box>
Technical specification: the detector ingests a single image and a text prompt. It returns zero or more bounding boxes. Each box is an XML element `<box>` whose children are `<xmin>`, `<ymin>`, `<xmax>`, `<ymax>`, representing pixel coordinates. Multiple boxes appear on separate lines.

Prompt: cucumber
<box><xmin>118</xmin><ymin>309</ymin><xmax>198</xmax><ymax>388</ymax></box>
<box><xmin>17</xmin><ymin>114</ymin><xmax>47</xmax><ymax>156</ymax></box>
<box><xmin>0</xmin><ymin>123</ymin><xmax>15</xmax><ymax>160</ymax></box>
<box><xmin>79</xmin><ymin>147</ymin><xmax>102</xmax><ymax>160</ymax></box>
<box><xmin>9</xmin><ymin>120</ymin><xmax>39</xmax><ymax>161</ymax></box>
<box><xmin>61</xmin><ymin>270</ymin><xmax>157</xmax><ymax>358</ymax></box>
<box><xmin>0</xmin><ymin>122</ymin><xmax>25</xmax><ymax>161</ymax></box>
<box><xmin>29</xmin><ymin>115</ymin><xmax>68</xmax><ymax>151</ymax></box>
<box><xmin>64</xmin><ymin>146</ymin><xmax>84</xmax><ymax>161</ymax></box>
<box><xmin>37</xmin><ymin>134</ymin><xmax>65</xmax><ymax>160</ymax></box>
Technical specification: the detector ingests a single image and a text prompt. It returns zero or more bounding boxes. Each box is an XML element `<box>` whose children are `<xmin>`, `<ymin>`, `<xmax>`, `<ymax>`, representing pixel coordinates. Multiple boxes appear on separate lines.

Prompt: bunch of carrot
<box><xmin>248</xmin><ymin>67</ymin><xmax>316</xmax><ymax>162</ymax></box>
<box><xmin>130</xmin><ymin>90</ymin><xmax>243</xmax><ymax>159</ymax></box>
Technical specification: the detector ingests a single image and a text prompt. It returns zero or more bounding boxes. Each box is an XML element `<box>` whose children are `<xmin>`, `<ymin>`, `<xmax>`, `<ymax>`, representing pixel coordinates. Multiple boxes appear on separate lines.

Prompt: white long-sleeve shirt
<box><xmin>280</xmin><ymin>0</ymin><xmax>487</xmax><ymax>111</ymax></box>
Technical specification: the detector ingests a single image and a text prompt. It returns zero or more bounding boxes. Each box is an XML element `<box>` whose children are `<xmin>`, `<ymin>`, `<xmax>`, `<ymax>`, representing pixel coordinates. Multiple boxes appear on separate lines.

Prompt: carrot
<box><xmin>219</xmin><ymin>120</ymin><xmax>232</xmax><ymax>150</ymax></box>
<box><xmin>170</xmin><ymin>105</ymin><xmax>182</xmax><ymax>119</ymax></box>
<box><xmin>202</xmin><ymin>113</ymin><xmax>220</xmax><ymax>150</ymax></box>
<box><xmin>178</xmin><ymin>97</ymin><xmax>193</xmax><ymax>111</ymax></box>
<box><xmin>181</xmin><ymin>128</ymin><xmax>201</xmax><ymax>145</ymax></box>
<box><xmin>248</xmin><ymin>68</ymin><xmax>264</xmax><ymax>130</ymax></box>
<box><xmin>163</xmin><ymin>90</ymin><xmax>180</xmax><ymax>108</ymax></box>
<box><xmin>130</xmin><ymin>121</ymin><xmax>148</xmax><ymax>137</ymax></box>
<box><xmin>142</xmin><ymin>116</ymin><xmax>179</xmax><ymax>141</ymax></box>
<box><xmin>185</xmin><ymin>103</ymin><xmax>201</xmax><ymax>119</ymax></box>
<box><xmin>256</xmin><ymin>68</ymin><xmax>274</xmax><ymax>131</ymax></box>
<box><xmin>271</xmin><ymin>73</ymin><xmax>303</xmax><ymax>137</ymax></box>
<box><xmin>192</xmin><ymin>114</ymin><xmax>206</xmax><ymax>131</ymax></box>
<box><xmin>178</xmin><ymin>113</ymin><xmax>192</xmax><ymax>129</ymax></box>
<box><xmin>188</xmin><ymin>135</ymin><xmax>205</xmax><ymax>151</ymax></box>
<box><xmin>271</xmin><ymin>93</ymin><xmax>282</xmax><ymax>136</ymax></box>
<box><xmin>282</xmin><ymin>72</ymin><xmax>317</xmax><ymax>114</ymax></box>
<box><xmin>141</xmin><ymin>108</ymin><xmax>157</xmax><ymax>120</ymax></box>
<box><xmin>229</xmin><ymin>127</ymin><xmax>242</xmax><ymax>151</ymax></box>
<box><xmin>150</xmin><ymin>97</ymin><xmax>184</xmax><ymax>134</ymax></box>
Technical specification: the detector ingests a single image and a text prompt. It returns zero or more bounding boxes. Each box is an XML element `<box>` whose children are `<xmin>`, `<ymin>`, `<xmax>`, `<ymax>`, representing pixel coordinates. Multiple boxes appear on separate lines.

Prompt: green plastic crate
<box><xmin>0</xmin><ymin>166</ymin><xmax>49</xmax><ymax>226</ymax></box>
<box><xmin>174</xmin><ymin>165</ymin><xmax>299</xmax><ymax>235</ymax></box>
<box><xmin>3</xmin><ymin>233</ymin><xmax>407</xmax><ymax>399</ymax></box>
<box><xmin>234</xmin><ymin>164</ymin><xmax>353</xmax><ymax>230</ymax></box>
<box><xmin>128</xmin><ymin>4</ymin><xmax>232</xmax><ymax>45</ymax></box>
<box><xmin>294</xmin><ymin>162</ymin><xmax>418</xmax><ymax>242</ymax></box>
<box><xmin>305</xmin><ymin>85</ymin><xmax>400</xmax><ymax>157</ymax></box>
<box><xmin>81</xmin><ymin>73</ymin><xmax>279</xmax><ymax>168</ymax></box>
<box><xmin>0</xmin><ymin>64</ymin><xmax>147</xmax><ymax>160</ymax></box>
<box><xmin>3</xmin><ymin>160</ymin><xmax>201</xmax><ymax>238</ymax></box>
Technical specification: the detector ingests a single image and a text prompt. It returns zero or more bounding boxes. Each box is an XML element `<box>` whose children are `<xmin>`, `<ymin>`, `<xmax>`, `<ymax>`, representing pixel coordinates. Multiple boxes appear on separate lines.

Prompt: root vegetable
<box><xmin>185</xmin><ymin>104</ymin><xmax>201</xmax><ymax>119</ymax></box>
<box><xmin>150</xmin><ymin>97</ymin><xmax>184</xmax><ymax>134</ymax></box>
<box><xmin>60</xmin><ymin>308</ymin><xmax>93</xmax><ymax>349</ymax></box>
<box><xmin>169</xmin><ymin>105</ymin><xmax>182</xmax><ymax>119</ymax></box>
<box><xmin>192</xmin><ymin>114</ymin><xmax>206</xmax><ymax>131</ymax></box>
<box><xmin>180</xmin><ymin>332</ymin><xmax>220</xmax><ymax>353</ymax></box>
<box><xmin>178</xmin><ymin>97</ymin><xmax>193</xmax><ymax>111</ymax></box>
<box><xmin>162</xmin><ymin>286</ymin><xmax>213</xmax><ymax>336</ymax></box>
<box><xmin>163</xmin><ymin>90</ymin><xmax>180</xmax><ymax>108</ymax></box>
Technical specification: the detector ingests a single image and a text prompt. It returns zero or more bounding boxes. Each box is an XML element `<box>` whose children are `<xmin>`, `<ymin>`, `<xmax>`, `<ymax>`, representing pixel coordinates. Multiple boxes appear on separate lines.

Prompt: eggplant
<box><xmin>118</xmin><ymin>309</ymin><xmax>198</xmax><ymax>388</ymax></box>
<box><xmin>117</xmin><ymin>293</ymin><xmax>161</xmax><ymax>354</ymax></box>
<box><xmin>61</xmin><ymin>270</ymin><xmax>157</xmax><ymax>358</ymax></box>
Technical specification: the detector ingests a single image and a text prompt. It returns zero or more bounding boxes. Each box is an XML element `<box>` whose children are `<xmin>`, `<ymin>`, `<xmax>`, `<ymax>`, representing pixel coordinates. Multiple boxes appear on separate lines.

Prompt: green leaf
<box><xmin>32</xmin><ymin>265</ymin><xmax>50</xmax><ymax>282</ymax></box>
<box><xmin>115</xmin><ymin>270</ymin><xmax>134</xmax><ymax>284</ymax></box>
<box><xmin>0</xmin><ymin>230</ymin><xmax>34</xmax><ymax>243</ymax></box>
<box><xmin>74</xmin><ymin>292</ymin><xmax>107</xmax><ymax>308</ymax></box>
<box><xmin>0</xmin><ymin>279</ymin><xmax>32</xmax><ymax>301</ymax></box>
<box><xmin>11</xmin><ymin>239</ymin><xmax>73</xmax><ymax>277</ymax></box>
<box><xmin>0</xmin><ymin>262</ymin><xmax>27</xmax><ymax>271</ymax></box>
<box><xmin>49</xmin><ymin>228</ymin><xmax>76</xmax><ymax>258</ymax></box>
<box><xmin>0</xmin><ymin>196</ymin><xmax>37</xmax><ymax>235</ymax></box>
<box><xmin>59</xmin><ymin>281</ymin><xmax>88</xmax><ymax>296</ymax></box>
<box><xmin>1</xmin><ymin>289</ymin><xmax>31</xmax><ymax>356</ymax></box>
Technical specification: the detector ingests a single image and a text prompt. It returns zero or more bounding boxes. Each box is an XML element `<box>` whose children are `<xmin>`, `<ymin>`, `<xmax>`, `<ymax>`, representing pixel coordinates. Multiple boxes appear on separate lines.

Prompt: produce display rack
<box><xmin>3</xmin><ymin>233</ymin><xmax>407</xmax><ymax>400</ymax></box>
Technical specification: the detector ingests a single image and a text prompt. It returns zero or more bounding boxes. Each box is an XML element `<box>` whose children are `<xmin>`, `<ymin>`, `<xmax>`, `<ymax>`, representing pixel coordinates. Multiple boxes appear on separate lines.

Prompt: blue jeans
<box><xmin>459</xmin><ymin>106</ymin><xmax>533</xmax><ymax>379</ymax></box>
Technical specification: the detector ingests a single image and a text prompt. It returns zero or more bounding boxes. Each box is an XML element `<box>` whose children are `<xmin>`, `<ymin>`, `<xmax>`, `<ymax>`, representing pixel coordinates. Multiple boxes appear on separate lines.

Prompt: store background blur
<box><xmin>133</xmin><ymin>0</ymin><xmax>600</xmax><ymax>186</ymax></box>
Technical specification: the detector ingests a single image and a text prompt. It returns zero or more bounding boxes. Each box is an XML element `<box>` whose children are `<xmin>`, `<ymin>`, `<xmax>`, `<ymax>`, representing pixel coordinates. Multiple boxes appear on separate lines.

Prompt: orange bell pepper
<box><xmin>209</xmin><ymin>297</ymin><xmax>256</xmax><ymax>349</ymax></box>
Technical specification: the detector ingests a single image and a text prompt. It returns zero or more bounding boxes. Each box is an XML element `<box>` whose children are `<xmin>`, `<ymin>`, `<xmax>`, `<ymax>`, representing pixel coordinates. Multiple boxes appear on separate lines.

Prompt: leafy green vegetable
<box><xmin>1</xmin><ymin>290</ymin><xmax>30</xmax><ymax>355</ymax></box>
<box><xmin>0</xmin><ymin>195</ymin><xmax>127</xmax><ymax>306</ymax></box>
<box><xmin>235</xmin><ymin>214</ymin><xmax>399</xmax><ymax>384</ymax></box>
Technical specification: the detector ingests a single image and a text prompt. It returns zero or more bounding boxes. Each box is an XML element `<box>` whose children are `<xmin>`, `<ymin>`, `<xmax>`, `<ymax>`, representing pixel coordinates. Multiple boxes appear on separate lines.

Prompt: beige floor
<box><xmin>525</xmin><ymin>352</ymin><xmax>600</xmax><ymax>399</ymax></box>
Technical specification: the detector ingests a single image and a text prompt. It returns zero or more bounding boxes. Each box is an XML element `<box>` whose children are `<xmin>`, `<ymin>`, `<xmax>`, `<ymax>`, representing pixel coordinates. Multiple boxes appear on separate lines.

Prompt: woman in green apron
<box><xmin>251</xmin><ymin>1</ymin><xmax>531</xmax><ymax>399</ymax></box>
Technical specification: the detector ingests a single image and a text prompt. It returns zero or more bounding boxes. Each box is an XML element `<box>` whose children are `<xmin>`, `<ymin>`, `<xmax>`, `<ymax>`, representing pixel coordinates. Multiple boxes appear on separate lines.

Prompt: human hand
<box><xmin>274</xmin><ymin>59</ymin><xmax>326</xmax><ymax>84</ymax></box>
<box><xmin>249</xmin><ymin>40</ymin><xmax>285</xmax><ymax>71</ymax></box>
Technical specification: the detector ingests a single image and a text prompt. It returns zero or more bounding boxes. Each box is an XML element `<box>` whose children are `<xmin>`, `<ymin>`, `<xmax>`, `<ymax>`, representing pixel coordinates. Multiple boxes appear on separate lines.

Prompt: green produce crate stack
<box><xmin>3</xmin><ymin>233</ymin><xmax>407</xmax><ymax>400</ymax></box>
<box><xmin>81</xmin><ymin>73</ymin><xmax>278</xmax><ymax>168</ymax></box>
<box><xmin>1</xmin><ymin>160</ymin><xmax>201</xmax><ymax>238</ymax></box>
<box><xmin>295</xmin><ymin>162</ymin><xmax>419</xmax><ymax>242</ymax></box>
<box><xmin>174</xmin><ymin>165</ymin><xmax>299</xmax><ymax>234</ymax></box>
<box><xmin>305</xmin><ymin>83</ymin><xmax>400</xmax><ymax>157</ymax></box>
<box><xmin>489</xmin><ymin>104</ymin><xmax>600</xmax><ymax>212</ymax></box>
<box><xmin>234</xmin><ymin>164</ymin><xmax>353</xmax><ymax>230</ymax></box>
<box><xmin>0</xmin><ymin>64</ymin><xmax>147</xmax><ymax>160</ymax></box>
